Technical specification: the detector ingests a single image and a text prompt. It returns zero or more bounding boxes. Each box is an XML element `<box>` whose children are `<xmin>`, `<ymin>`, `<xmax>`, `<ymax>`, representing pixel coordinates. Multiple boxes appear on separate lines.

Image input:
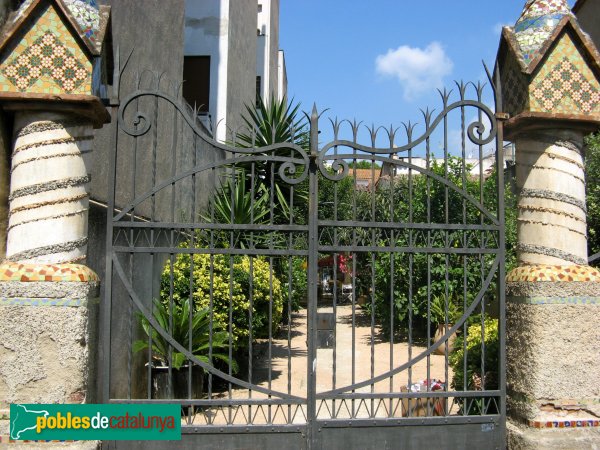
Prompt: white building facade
<box><xmin>184</xmin><ymin>0</ymin><xmax>287</xmax><ymax>142</ymax></box>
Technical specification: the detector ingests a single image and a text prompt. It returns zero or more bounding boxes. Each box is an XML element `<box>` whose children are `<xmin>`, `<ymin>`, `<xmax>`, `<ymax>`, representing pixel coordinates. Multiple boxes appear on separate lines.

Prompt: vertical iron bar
<box><xmin>248</xmin><ymin>258</ymin><xmax>254</xmax><ymax>423</ymax></box>
<box><xmin>128</xmin><ymin>89</ymin><xmax>141</xmax><ymax>401</ymax></box>
<box><xmin>287</xmin><ymin>156</ymin><xmax>295</xmax><ymax>422</ymax></box>
<box><xmin>388</xmin><ymin>142</ymin><xmax>396</xmax><ymax>416</ymax></box>
<box><xmin>477</xmin><ymin>86</ymin><xmax>487</xmax><ymax>396</ymax></box>
<box><xmin>187</xmin><ymin>127</ymin><xmax>198</xmax><ymax>423</ymax></box>
<box><xmin>407</xmin><ymin>129</ymin><xmax>414</xmax><ymax>415</ymax></box>
<box><xmin>351</xmin><ymin>136</ymin><xmax>358</xmax><ymax>420</ymax></box>
<box><xmin>228</xmin><ymin>163</ymin><xmax>235</xmax><ymax>423</ymax></box>
<box><xmin>461</xmin><ymin>87</ymin><xmax>468</xmax><ymax>413</ymax></box>
<box><xmin>101</xmin><ymin>71</ymin><xmax>121</xmax><ymax>402</ymax></box>
<box><xmin>495</xmin><ymin>66</ymin><xmax>508</xmax><ymax>446</ymax></box>
<box><xmin>370</xmin><ymin>154</ymin><xmax>376</xmax><ymax>417</ymax></box>
<box><xmin>307</xmin><ymin>105</ymin><xmax>319</xmax><ymax>448</ymax></box>
<box><xmin>443</xmin><ymin>96</ymin><xmax>451</xmax><ymax>415</ymax></box>
<box><xmin>332</xmin><ymin>127</ymin><xmax>339</xmax><ymax>415</ymax></box>
<box><xmin>425</xmin><ymin>116</ymin><xmax>432</xmax><ymax>415</ymax></box>
<box><xmin>267</xmin><ymin>149</ymin><xmax>274</xmax><ymax>424</ymax></box>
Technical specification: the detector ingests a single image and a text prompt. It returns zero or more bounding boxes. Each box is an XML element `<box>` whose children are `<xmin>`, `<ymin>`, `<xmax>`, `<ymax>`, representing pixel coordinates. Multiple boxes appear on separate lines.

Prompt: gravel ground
<box><xmin>192</xmin><ymin>304</ymin><xmax>456</xmax><ymax>425</ymax></box>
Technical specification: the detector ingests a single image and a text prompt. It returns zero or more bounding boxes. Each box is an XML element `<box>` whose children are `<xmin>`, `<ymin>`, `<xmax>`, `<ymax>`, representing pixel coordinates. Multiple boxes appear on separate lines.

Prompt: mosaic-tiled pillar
<box><xmin>497</xmin><ymin>1</ymin><xmax>600</xmax><ymax>447</ymax></box>
<box><xmin>6</xmin><ymin>112</ymin><xmax>93</xmax><ymax>264</ymax></box>
<box><xmin>0</xmin><ymin>1</ymin><xmax>111</xmax><ymax>445</ymax></box>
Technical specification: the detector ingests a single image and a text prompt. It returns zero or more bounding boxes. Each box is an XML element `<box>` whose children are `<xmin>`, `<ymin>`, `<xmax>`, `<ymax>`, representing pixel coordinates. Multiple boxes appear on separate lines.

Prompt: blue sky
<box><xmin>279</xmin><ymin>1</ymin><xmax>575</xmax><ymax>148</ymax></box>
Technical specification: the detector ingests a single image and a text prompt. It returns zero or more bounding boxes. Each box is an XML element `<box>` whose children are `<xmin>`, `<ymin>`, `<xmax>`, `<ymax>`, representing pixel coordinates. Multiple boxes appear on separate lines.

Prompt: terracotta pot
<box><xmin>433</xmin><ymin>324</ymin><xmax>457</xmax><ymax>355</ymax></box>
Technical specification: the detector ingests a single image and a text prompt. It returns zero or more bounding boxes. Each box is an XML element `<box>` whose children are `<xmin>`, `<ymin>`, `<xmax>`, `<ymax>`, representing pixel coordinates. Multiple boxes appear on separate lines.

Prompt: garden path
<box><xmin>195</xmin><ymin>304</ymin><xmax>456</xmax><ymax>425</ymax></box>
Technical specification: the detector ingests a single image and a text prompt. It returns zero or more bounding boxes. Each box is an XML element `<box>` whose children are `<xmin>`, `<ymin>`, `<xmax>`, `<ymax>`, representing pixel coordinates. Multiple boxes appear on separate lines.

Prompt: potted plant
<box><xmin>133</xmin><ymin>298</ymin><xmax>236</xmax><ymax>399</ymax></box>
<box><xmin>430</xmin><ymin>295</ymin><xmax>460</xmax><ymax>355</ymax></box>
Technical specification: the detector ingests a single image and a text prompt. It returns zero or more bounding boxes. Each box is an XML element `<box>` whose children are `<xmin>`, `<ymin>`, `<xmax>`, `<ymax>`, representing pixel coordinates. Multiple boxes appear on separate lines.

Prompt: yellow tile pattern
<box><xmin>0</xmin><ymin>3</ymin><xmax>92</xmax><ymax>95</ymax></box>
<box><xmin>0</xmin><ymin>262</ymin><xmax>99</xmax><ymax>282</ymax></box>
<box><xmin>506</xmin><ymin>264</ymin><xmax>600</xmax><ymax>282</ymax></box>
<box><xmin>529</xmin><ymin>33</ymin><xmax>600</xmax><ymax>115</ymax></box>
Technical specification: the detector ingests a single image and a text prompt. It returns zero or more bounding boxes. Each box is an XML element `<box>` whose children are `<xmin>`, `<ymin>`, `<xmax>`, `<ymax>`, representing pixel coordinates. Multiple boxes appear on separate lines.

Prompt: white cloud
<box><xmin>375</xmin><ymin>42</ymin><xmax>453</xmax><ymax>100</ymax></box>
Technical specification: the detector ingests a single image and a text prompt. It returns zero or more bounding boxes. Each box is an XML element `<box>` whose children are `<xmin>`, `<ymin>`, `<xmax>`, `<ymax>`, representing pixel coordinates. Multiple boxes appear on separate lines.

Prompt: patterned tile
<box><xmin>501</xmin><ymin>51</ymin><xmax>530</xmax><ymax>117</ymax></box>
<box><xmin>515</xmin><ymin>0</ymin><xmax>571</xmax><ymax>64</ymax></box>
<box><xmin>528</xmin><ymin>419</ymin><xmax>600</xmax><ymax>428</ymax></box>
<box><xmin>0</xmin><ymin>262</ymin><xmax>99</xmax><ymax>282</ymax></box>
<box><xmin>519</xmin><ymin>0</ymin><xmax>570</xmax><ymax>20</ymax></box>
<box><xmin>529</xmin><ymin>33</ymin><xmax>600</xmax><ymax>115</ymax></box>
<box><xmin>2</xmin><ymin>30</ymin><xmax>88</xmax><ymax>92</ymax></box>
<box><xmin>0</xmin><ymin>3</ymin><xmax>92</xmax><ymax>95</ymax></box>
<box><xmin>506</xmin><ymin>264</ymin><xmax>600</xmax><ymax>282</ymax></box>
<box><xmin>63</xmin><ymin>0</ymin><xmax>100</xmax><ymax>42</ymax></box>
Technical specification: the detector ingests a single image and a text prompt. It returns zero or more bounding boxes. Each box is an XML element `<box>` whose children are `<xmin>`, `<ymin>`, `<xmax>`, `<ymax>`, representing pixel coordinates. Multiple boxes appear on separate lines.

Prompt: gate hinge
<box><xmin>495</xmin><ymin>112</ymin><xmax>510</xmax><ymax>121</ymax></box>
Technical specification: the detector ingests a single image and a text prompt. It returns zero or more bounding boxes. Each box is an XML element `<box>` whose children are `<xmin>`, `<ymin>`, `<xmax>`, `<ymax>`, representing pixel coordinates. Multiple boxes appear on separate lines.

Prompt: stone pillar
<box><xmin>505</xmin><ymin>131</ymin><xmax>600</xmax><ymax>449</ymax></box>
<box><xmin>6</xmin><ymin>112</ymin><xmax>93</xmax><ymax>264</ymax></box>
<box><xmin>0</xmin><ymin>112</ymin><xmax>100</xmax><ymax>446</ymax></box>
<box><xmin>0</xmin><ymin>112</ymin><xmax>10</xmax><ymax>260</ymax></box>
<box><xmin>515</xmin><ymin>131</ymin><xmax>588</xmax><ymax>266</ymax></box>
<box><xmin>0</xmin><ymin>0</ymin><xmax>111</xmax><ymax>446</ymax></box>
<box><xmin>497</xmin><ymin>1</ymin><xmax>600</xmax><ymax>447</ymax></box>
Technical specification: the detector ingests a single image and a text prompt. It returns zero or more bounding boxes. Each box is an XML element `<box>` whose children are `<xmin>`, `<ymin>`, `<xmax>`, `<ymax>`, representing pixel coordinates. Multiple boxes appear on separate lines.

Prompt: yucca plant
<box><xmin>211</xmin><ymin>169</ymin><xmax>270</xmax><ymax>225</ymax></box>
<box><xmin>236</xmin><ymin>94</ymin><xmax>308</xmax><ymax>149</ymax></box>
<box><xmin>133</xmin><ymin>298</ymin><xmax>236</xmax><ymax>372</ymax></box>
<box><xmin>232</xmin><ymin>95</ymin><xmax>309</xmax><ymax>223</ymax></box>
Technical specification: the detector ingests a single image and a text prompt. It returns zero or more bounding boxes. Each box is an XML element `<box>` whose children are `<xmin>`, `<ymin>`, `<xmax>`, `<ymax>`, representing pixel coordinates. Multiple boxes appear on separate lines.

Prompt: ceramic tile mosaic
<box><xmin>515</xmin><ymin>0</ymin><xmax>571</xmax><ymax>64</ymax></box>
<box><xmin>63</xmin><ymin>0</ymin><xmax>100</xmax><ymax>43</ymax></box>
<box><xmin>0</xmin><ymin>297</ymin><xmax>97</xmax><ymax>306</ymax></box>
<box><xmin>506</xmin><ymin>264</ymin><xmax>600</xmax><ymax>282</ymax></box>
<box><xmin>509</xmin><ymin>295</ymin><xmax>600</xmax><ymax>304</ymax></box>
<box><xmin>0</xmin><ymin>262</ymin><xmax>99</xmax><ymax>282</ymax></box>
<box><xmin>0</xmin><ymin>3</ymin><xmax>92</xmax><ymax>95</ymax></box>
<box><xmin>528</xmin><ymin>419</ymin><xmax>600</xmax><ymax>428</ymax></box>
<box><xmin>501</xmin><ymin>52</ymin><xmax>530</xmax><ymax>117</ymax></box>
<box><xmin>529</xmin><ymin>33</ymin><xmax>600</xmax><ymax>115</ymax></box>
<box><xmin>2</xmin><ymin>30</ymin><xmax>88</xmax><ymax>92</ymax></box>
<box><xmin>518</xmin><ymin>0</ymin><xmax>570</xmax><ymax>20</ymax></box>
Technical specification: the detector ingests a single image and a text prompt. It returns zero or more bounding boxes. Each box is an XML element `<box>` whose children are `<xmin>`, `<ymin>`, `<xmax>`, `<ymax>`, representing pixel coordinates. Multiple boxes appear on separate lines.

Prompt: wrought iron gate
<box><xmin>101</xmin><ymin>66</ymin><xmax>506</xmax><ymax>449</ymax></box>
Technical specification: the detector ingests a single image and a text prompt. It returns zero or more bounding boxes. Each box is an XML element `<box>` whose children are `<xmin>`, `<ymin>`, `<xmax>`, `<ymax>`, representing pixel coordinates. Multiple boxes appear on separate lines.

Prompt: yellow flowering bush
<box><xmin>161</xmin><ymin>253</ymin><xmax>284</xmax><ymax>347</ymax></box>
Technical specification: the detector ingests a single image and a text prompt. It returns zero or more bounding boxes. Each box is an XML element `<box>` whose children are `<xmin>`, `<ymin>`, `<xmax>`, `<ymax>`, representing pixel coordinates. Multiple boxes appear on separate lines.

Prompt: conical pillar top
<box><xmin>514</xmin><ymin>0</ymin><xmax>572</xmax><ymax>64</ymax></box>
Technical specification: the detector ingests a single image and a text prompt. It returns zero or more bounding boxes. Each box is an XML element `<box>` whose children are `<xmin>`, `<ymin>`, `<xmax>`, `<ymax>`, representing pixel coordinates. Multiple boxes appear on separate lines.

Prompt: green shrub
<box><xmin>449</xmin><ymin>317</ymin><xmax>499</xmax><ymax>414</ymax></box>
<box><xmin>161</xmin><ymin>253</ymin><xmax>284</xmax><ymax>348</ymax></box>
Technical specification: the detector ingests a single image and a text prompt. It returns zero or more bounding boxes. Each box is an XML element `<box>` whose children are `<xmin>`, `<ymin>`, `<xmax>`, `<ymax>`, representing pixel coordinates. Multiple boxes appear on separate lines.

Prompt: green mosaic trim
<box><xmin>508</xmin><ymin>296</ymin><xmax>600</xmax><ymax>305</ymax></box>
<box><xmin>0</xmin><ymin>297</ymin><xmax>99</xmax><ymax>307</ymax></box>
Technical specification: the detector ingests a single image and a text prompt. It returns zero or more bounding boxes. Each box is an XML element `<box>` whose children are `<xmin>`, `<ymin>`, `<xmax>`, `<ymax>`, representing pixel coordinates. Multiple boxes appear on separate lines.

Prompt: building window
<box><xmin>183</xmin><ymin>56</ymin><xmax>210</xmax><ymax>112</ymax></box>
<box><xmin>256</xmin><ymin>75</ymin><xmax>262</xmax><ymax>107</ymax></box>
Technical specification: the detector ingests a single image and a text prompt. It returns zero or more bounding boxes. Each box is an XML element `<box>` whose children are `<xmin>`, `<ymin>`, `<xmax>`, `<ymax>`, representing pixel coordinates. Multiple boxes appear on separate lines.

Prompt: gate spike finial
<box><xmin>311</xmin><ymin>103</ymin><xmax>318</xmax><ymax>121</ymax></box>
